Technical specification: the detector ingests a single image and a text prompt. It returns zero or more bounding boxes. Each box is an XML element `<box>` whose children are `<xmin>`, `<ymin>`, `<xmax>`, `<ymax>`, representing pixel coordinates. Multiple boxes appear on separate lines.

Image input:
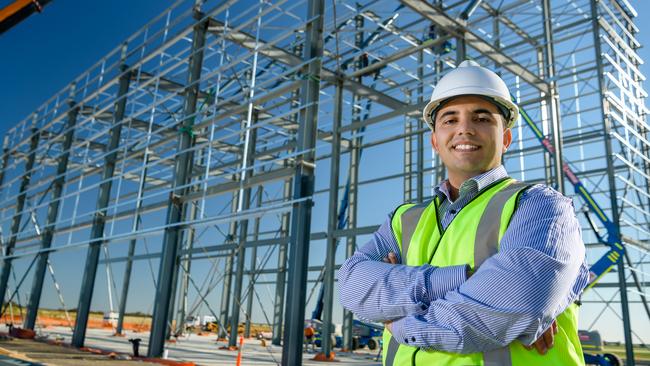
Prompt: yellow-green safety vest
<box><xmin>382</xmin><ymin>177</ymin><xmax>585</xmax><ymax>366</ymax></box>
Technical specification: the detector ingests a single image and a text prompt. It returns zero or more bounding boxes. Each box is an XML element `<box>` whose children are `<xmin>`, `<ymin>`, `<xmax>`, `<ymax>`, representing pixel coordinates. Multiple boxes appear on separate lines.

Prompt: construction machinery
<box><xmin>0</xmin><ymin>0</ymin><xmax>51</xmax><ymax>34</ymax></box>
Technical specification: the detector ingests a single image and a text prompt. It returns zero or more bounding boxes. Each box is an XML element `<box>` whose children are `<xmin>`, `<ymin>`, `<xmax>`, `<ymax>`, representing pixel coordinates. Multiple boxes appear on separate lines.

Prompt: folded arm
<box><xmin>389</xmin><ymin>186</ymin><xmax>590</xmax><ymax>353</ymax></box>
<box><xmin>337</xmin><ymin>215</ymin><xmax>468</xmax><ymax>323</ymax></box>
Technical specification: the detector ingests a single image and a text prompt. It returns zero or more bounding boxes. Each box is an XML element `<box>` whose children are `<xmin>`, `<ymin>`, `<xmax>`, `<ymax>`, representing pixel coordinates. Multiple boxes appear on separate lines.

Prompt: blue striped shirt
<box><xmin>337</xmin><ymin>165</ymin><xmax>589</xmax><ymax>353</ymax></box>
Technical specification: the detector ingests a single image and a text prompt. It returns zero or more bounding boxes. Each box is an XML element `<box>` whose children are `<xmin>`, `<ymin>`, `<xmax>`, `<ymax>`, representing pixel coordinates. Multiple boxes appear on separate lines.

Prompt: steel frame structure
<box><xmin>1</xmin><ymin>0</ymin><xmax>649</xmax><ymax>365</ymax></box>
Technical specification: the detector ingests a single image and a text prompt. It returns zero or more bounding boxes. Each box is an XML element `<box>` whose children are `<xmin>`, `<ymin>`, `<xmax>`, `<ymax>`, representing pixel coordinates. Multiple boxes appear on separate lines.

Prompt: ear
<box><xmin>430</xmin><ymin>131</ymin><xmax>439</xmax><ymax>153</ymax></box>
<box><xmin>502</xmin><ymin>127</ymin><xmax>512</xmax><ymax>152</ymax></box>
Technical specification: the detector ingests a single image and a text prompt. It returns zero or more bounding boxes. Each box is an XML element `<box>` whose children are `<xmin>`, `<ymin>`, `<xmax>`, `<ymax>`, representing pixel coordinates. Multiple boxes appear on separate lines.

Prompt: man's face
<box><xmin>430</xmin><ymin>95</ymin><xmax>512</xmax><ymax>184</ymax></box>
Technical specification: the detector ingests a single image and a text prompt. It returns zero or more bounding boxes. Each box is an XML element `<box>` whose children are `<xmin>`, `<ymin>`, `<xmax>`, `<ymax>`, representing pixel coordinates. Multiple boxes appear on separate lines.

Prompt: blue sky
<box><xmin>1</xmin><ymin>0</ymin><xmax>650</xmax><ymax>343</ymax></box>
<box><xmin>0</xmin><ymin>0</ymin><xmax>177</xmax><ymax>134</ymax></box>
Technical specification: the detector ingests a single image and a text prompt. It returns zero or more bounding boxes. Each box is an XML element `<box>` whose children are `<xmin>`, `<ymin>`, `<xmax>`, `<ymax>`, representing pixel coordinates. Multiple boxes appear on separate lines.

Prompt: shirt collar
<box><xmin>435</xmin><ymin>165</ymin><xmax>508</xmax><ymax>202</ymax></box>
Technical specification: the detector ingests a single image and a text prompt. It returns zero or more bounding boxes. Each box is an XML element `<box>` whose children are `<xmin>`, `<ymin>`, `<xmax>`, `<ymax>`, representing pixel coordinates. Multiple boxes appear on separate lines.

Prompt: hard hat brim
<box><xmin>422</xmin><ymin>94</ymin><xmax>519</xmax><ymax>130</ymax></box>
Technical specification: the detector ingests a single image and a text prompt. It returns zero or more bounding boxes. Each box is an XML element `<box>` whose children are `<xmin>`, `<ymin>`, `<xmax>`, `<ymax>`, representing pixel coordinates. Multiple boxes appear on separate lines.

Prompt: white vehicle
<box><xmin>201</xmin><ymin>315</ymin><xmax>217</xmax><ymax>326</ymax></box>
<box><xmin>102</xmin><ymin>311</ymin><xmax>118</xmax><ymax>326</ymax></box>
<box><xmin>184</xmin><ymin>315</ymin><xmax>200</xmax><ymax>328</ymax></box>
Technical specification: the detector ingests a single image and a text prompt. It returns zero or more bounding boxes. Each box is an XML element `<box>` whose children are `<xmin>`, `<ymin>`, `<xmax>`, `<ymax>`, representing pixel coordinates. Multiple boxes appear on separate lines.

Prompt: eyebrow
<box><xmin>473</xmin><ymin>108</ymin><xmax>496</xmax><ymax>115</ymax></box>
<box><xmin>438</xmin><ymin>108</ymin><xmax>496</xmax><ymax>118</ymax></box>
<box><xmin>439</xmin><ymin>110</ymin><xmax>457</xmax><ymax>119</ymax></box>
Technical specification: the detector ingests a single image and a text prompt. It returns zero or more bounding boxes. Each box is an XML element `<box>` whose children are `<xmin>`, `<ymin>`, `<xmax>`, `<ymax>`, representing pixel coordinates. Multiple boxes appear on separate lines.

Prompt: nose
<box><xmin>455</xmin><ymin>114</ymin><xmax>476</xmax><ymax>135</ymax></box>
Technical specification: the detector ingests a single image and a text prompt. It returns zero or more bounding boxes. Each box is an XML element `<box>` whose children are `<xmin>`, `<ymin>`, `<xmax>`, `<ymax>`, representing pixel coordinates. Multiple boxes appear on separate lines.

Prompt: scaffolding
<box><xmin>0</xmin><ymin>0</ymin><xmax>649</xmax><ymax>364</ymax></box>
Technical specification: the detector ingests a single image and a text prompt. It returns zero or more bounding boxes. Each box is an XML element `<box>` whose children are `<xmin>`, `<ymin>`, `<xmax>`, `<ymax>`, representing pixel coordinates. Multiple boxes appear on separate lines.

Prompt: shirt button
<box><xmin>449</xmin><ymin>209</ymin><xmax>457</xmax><ymax>214</ymax></box>
<box><xmin>420</xmin><ymin>304</ymin><xmax>427</xmax><ymax>310</ymax></box>
<box><xmin>411</xmin><ymin>337</ymin><xmax>416</xmax><ymax>342</ymax></box>
<box><xmin>404</xmin><ymin>338</ymin><xmax>409</xmax><ymax>343</ymax></box>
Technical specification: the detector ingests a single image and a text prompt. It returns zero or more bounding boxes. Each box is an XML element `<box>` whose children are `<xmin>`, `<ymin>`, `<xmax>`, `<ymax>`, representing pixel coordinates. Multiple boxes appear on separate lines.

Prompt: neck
<box><xmin>447</xmin><ymin>175</ymin><xmax>471</xmax><ymax>201</ymax></box>
<box><xmin>447</xmin><ymin>183</ymin><xmax>460</xmax><ymax>201</ymax></box>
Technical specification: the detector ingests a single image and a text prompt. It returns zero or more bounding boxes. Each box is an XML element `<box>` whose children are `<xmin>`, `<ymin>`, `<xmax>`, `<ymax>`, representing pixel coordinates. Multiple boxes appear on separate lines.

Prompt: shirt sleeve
<box><xmin>390</xmin><ymin>185</ymin><xmax>590</xmax><ymax>353</ymax></box>
<box><xmin>337</xmin><ymin>214</ymin><xmax>469</xmax><ymax>323</ymax></box>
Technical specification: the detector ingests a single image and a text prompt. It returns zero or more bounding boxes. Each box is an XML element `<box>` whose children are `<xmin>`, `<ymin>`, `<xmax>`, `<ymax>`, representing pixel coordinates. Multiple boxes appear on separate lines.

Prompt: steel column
<box><xmin>271</xmin><ymin>177</ymin><xmax>291</xmax><ymax>346</ymax></box>
<box><xmin>174</xmin><ymin>149</ymin><xmax>206</xmax><ymax>336</ymax></box>
<box><xmin>115</xmin><ymin>154</ymin><xmax>151</xmax><ymax>335</ymax></box>
<box><xmin>342</xmin><ymin>11</ymin><xmax>365</xmax><ymax>352</ymax></box>
<box><xmin>280</xmin><ymin>0</ymin><xmax>324</xmax><ymax>362</ymax></box>
<box><xmin>417</xmin><ymin>50</ymin><xmax>425</xmax><ymax>202</ymax></box>
<box><xmin>71</xmin><ymin>64</ymin><xmax>131</xmax><ymax>348</ymax></box>
<box><xmin>228</xmin><ymin>111</ymin><xmax>258</xmax><ymax>348</ymax></box>
<box><xmin>219</xmin><ymin>196</ymin><xmax>238</xmax><ymax>340</ymax></box>
<box><xmin>0</xmin><ymin>121</ymin><xmax>40</xmax><ymax>307</ymax></box>
<box><xmin>404</xmin><ymin>89</ymin><xmax>413</xmax><ymax>202</ymax></box>
<box><xmin>244</xmin><ymin>186</ymin><xmax>263</xmax><ymax>338</ymax></box>
<box><xmin>164</xmin><ymin>232</ymin><xmax>182</xmax><ymax>340</ymax></box>
<box><xmin>24</xmin><ymin>101</ymin><xmax>78</xmax><ymax>330</ymax></box>
<box><xmin>536</xmin><ymin>47</ymin><xmax>553</xmax><ymax>186</ymax></box>
<box><xmin>321</xmin><ymin>79</ymin><xmax>343</xmax><ymax>357</ymax></box>
<box><xmin>342</xmin><ymin>132</ymin><xmax>360</xmax><ymax>352</ymax></box>
<box><xmin>272</xmin><ymin>41</ymin><xmax>302</xmax><ymax>348</ymax></box>
<box><xmin>590</xmin><ymin>0</ymin><xmax>635</xmax><ymax>364</ymax></box>
<box><xmin>433</xmin><ymin>58</ymin><xmax>445</xmax><ymax>185</ymax></box>
<box><xmin>456</xmin><ymin>36</ymin><xmax>466</xmax><ymax>63</ymax></box>
<box><xmin>147</xmin><ymin>15</ymin><xmax>208</xmax><ymax>357</ymax></box>
<box><xmin>0</xmin><ymin>137</ymin><xmax>10</xmax><ymax>196</ymax></box>
<box><xmin>541</xmin><ymin>0</ymin><xmax>564</xmax><ymax>194</ymax></box>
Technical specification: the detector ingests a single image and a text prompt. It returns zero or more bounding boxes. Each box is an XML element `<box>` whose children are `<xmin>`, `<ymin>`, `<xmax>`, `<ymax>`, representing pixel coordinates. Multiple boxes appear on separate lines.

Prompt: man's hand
<box><xmin>523</xmin><ymin>320</ymin><xmax>557</xmax><ymax>354</ymax></box>
<box><xmin>383</xmin><ymin>251</ymin><xmax>398</xmax><ymax>265</ymax></box>
<box><xmin>385</xmin><ymin>320</ymin><xmax>392</xmax><ymax>333</ymax></box>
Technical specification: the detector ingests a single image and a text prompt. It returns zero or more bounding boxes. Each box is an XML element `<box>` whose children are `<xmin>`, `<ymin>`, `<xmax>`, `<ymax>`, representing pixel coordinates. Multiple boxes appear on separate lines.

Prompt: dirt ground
<box><xmin>1</xmin><ymin>308</ymin><xmax>273</xmax><ymax>337</ymax></box>
<box><xmin>1</xmin><ymin>308</ymin><xmax>152</xmax><ymax>333</ymax></box>
<box><xmin>0</xmin><ymin>336</ymin><xmax>162</xmax><ymax>366</ymax></box>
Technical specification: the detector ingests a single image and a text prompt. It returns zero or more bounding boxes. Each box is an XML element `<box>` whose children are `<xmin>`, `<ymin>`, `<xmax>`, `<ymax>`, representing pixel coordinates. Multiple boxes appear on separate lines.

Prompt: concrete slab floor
<box><xmin>0</xmin><ymin>325</ymin><xmax>382</xmax><ymax>366</ymax></box>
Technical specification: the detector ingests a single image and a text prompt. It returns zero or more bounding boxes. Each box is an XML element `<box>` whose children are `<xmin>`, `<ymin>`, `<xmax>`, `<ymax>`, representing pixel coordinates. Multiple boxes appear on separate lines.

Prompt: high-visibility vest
<box><xmin>382</xmin><ymin>177</ymin><xmax>585</xmax><ymax>366</ymax></box>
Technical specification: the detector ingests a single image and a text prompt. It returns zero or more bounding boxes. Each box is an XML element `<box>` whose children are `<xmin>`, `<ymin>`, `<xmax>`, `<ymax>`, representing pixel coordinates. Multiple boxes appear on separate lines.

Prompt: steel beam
<box><xmin>24</xmin><ymin>101</ymin><xmax>78</xmax><ymax>330</ymax></box>
<box><xmin>205</xmin><ymin>17</ymin><xmax>405</xmax><ymax>111</ymax></box>
<box><xmin>147</xmin><ymin>15</ymin><xmax>208</xmax><ymax>357</ymax></box>
<box><xmin>71</xmin><ymin>64</ymin><xmax>131</xmax><ymax>348</ymax></box>
<box><xmin>479</xmin><ymin>1</ymin><xmax>538</xmax><ymax>47</ymax></box>
<box><xmin>0</xmin><ymin>122</ymin><xmax>40</xmax><ymax>307</ymax></box>
<box><xmin>400</xmin><ymin>0</ymin><xmax>549</xmax><ymax>93</ymax></box>
<box><xmin>281</xmin><ymin>0</ymin><xmax>324</xmax><ymax>363</ymax></box>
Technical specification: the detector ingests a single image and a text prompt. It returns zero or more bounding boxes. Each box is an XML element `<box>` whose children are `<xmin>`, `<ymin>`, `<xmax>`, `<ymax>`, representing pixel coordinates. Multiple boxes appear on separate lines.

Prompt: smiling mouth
<box><xmin>452</xmin><ymin>144</ymin><xmax>480</xmax><ymax>151</ymax></box>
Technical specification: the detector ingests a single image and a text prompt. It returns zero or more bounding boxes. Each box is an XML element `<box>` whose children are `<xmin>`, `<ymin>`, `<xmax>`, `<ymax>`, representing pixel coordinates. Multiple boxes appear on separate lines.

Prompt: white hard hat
<box><xmin>422</xmin><ymin>60</ymin><xmax>519</xmax><ymax>130</ymax></box>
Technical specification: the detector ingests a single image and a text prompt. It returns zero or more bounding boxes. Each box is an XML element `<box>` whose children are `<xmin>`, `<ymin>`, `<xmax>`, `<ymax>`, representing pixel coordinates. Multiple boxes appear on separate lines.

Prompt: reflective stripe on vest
<box><xmin>400</xmin><ymin>201</ymin><xmax>429</xmax><ymax>260</ymax></box>
<box><xmin>387</xmin><ymin>180</ymin><xmax>530</xmax><ymax>366</ymax></box>
<box><xmin>478</xmin><ymin>182</ymin><xmax>529</xmax><ymax>366</ymax></box>
<box><xmin>384</xmin><ymin>335</ymin><xmax>401</xmax><ymax>366</ymax></box>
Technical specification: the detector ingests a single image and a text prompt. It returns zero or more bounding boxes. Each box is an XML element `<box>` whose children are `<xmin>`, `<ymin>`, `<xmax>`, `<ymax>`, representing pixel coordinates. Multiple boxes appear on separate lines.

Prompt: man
<box><xmin>338</xmin><ymin>60</ymin><xmax>589</xmax><ymax>366</ymax></box>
